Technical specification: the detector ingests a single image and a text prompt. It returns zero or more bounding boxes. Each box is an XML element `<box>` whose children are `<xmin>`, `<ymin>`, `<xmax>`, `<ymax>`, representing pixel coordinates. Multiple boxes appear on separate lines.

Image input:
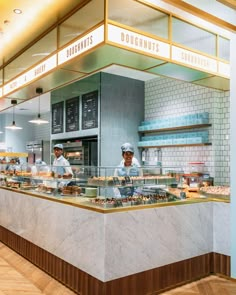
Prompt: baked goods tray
<box><xmin>21</xmin><ymin>186</ymin><xmax>38</xmax><ymax>190</ymax></box>
<box><xmin>200</xmin><ymin>191</ymin><xmax>230</xmax><ymax>200</ymax></box>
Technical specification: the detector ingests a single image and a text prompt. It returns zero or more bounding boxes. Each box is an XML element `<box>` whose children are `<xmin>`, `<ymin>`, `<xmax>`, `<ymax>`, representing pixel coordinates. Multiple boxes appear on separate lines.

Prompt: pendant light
<box><xmin>5</xmin><ymin>100</ymin><xmax>23</xmax><ymax>130</ymax></box>
<box><xmin>29</xmin><ymin>87</ymin><xmax>49</xmax><ymax>124</ymax></box>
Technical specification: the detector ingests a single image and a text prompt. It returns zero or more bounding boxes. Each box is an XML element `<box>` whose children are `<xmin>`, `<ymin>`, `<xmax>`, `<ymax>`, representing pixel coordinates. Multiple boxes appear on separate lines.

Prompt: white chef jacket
<box><xmin>115</xmin><ymin>158</ymin><xmax>143</xmax><ymax>177</ymax></box>
<box><xmin>52</xmin><ymin>156</ymin><xmax>73</xmax><ymax>175</ymax></box>
<box><xmin>113</xmin><ymin>158</ymin><xmax>143</xmax><ymax>197</ymax></box>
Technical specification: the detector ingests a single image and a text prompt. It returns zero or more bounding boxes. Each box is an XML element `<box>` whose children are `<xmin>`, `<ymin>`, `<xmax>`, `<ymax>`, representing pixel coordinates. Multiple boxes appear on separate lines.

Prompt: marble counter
<box><xmin>0</xmin><ymin>188</ymin><xmax>230</xmax><ymax>282</ymax></box>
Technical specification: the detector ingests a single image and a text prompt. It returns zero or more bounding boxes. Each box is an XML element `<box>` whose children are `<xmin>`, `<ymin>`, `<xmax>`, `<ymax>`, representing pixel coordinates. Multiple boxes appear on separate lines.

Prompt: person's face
<box><xmin>123</xmin><ymin>151</ymin><xmax>134</xmax><ymax>166</ymax></box>
<box><xmin>54</xmin><ymin>148</ymin><xmax>63</xmax><ymax>158</ymax></box>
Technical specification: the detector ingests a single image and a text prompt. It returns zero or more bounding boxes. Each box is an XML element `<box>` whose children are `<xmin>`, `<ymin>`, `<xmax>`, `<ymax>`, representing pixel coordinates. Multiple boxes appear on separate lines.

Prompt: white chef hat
<box><xmin>121</xmin><ymin>142</ymin><xmax>134</xmax><ymax>153</ymax></box>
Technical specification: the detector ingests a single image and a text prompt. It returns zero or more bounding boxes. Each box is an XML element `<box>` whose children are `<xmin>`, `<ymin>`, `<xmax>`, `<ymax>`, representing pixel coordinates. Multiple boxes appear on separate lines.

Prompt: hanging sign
<box><xmin>3</xmin><ymin>55</ymin><xmax>57</xmax><ymax>95</ymax></box>
<box><xmin>107</xmin><ymin>24</ymin><xmax>170</xmax><ymax>59</ymax></box>
<box><xmin>58</xmin><ymin>25</ymin><xmax>104</xmax><ymax>65</ymax></box>
<box><xmin>172</xmin><ymin>45</ymin><xmax>218</xmax><ymax>73</ymax></box>
<box><xmin>218</xmin><ymin>61</ymin><xmax>230</xmax><ymax>78</ymax></box>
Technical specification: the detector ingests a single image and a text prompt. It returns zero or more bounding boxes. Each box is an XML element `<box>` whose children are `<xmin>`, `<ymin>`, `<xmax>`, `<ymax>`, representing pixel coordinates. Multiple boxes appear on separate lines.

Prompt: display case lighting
<box><xmin>29</xmin><ymin>114</ymin><xmax>49</xmax><ymax>125</ymax></box>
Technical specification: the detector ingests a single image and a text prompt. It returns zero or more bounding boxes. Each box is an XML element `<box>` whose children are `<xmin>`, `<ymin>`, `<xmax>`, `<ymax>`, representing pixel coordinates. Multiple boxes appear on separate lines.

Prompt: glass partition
<box><xmin>59</xmin><ymin>0</ymin><xmax>105</xmax><ymax>47</ymax></box>
<box><xmin>0</xmin><ymin>162</ymin><xmax>226</xmax><ymax>210</ymax></box>
<box><xmin>172</xmin><ymin>17</ymin><xmax>216</xmax><ymax>56</ymax></box>
<box><xmin>4</xmin><ymin>29</ymin><xmax>57</xmax><ymax>83</ymax></box>
<box><xmin>0</xmin><ymin>163</ymin><xmax>185</xmax><ymax>206</ymax></box>
<box><xmin>218</xmin><ymin>36</ymin><xmax>230</xmax><ymax>61</ymax></box>
<box><xmin>108</xmin><ymin>0</ymin><xmax>169</xmax><ymax>39</ymax></box>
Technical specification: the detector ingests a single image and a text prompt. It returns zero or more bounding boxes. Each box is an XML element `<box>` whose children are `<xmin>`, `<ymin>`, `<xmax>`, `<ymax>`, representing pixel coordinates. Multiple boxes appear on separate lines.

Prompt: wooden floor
<box><xmin>160</xmin><ymin>275</ymin><xmax>236</xmax><ymax>295</ymax></box>
<box><xmin>0</xmin><ymin>242</ymin><xmax>75</xmax><ymax>294</ymax></box>
<box><xmin>0</xmin><ymin>241</ymin><xmax>236</xmax><ymax>295</ymax></box>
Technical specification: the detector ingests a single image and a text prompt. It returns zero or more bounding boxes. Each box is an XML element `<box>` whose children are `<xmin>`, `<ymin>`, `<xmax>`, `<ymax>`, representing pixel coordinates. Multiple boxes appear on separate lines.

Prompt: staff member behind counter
<box><xmin>115</xmin><ymin>143</ymin><xmax>143</xmax><ymax>176</ymax></box>
<box><xmin>114</xmin><ymin>143</ymin><xmax>143</xmax><ymax>197</ymax></box>
<box><xmin>52</xmin><ymin>144</ymin><xmax>73</xmax><ymax>178</ymax></box>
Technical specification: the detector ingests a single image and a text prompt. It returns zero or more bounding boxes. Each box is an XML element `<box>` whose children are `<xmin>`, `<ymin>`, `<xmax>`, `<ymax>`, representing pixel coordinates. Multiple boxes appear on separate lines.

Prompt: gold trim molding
<box><xmin>163</xmin><ymin>0</ymin><xmax>236</xmax><ymax>32</ymax></box>
<box><xmin>217</xmin><ymin>0</ymin><xmax>236</xmax><ymax>10</ymax></box>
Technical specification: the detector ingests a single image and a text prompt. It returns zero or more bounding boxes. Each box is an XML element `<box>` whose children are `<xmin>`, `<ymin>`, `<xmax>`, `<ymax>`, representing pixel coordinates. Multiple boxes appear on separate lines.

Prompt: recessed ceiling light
<box><xmin>13</xmin><ymin>9</ymin><xmax>22</xmax><ymax>14</ymax></box>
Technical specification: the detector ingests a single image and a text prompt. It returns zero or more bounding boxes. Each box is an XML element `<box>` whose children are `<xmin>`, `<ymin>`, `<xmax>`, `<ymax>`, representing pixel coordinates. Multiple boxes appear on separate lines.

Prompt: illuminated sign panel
<box><xmin>58</xmin><ymin>25</ymin><xmax>105</xmax><ymax>65</ymax></box>
<box><xmin>3</xmin><ymin>77</ymin><xmax>22</xmax><ymax>95</ymax></box>
<box><xmin>108</xmin><ymin>24</ymin><xmax>170</xmax><ymax>59</ymax></box>
<box><xmin>4</xmin><ymin>55</ymin><xmax>57</xmax><ymax>95</ymax></box>
<box><xmin>172</xmin><ymin>46</ymin><xmax>218</xmax><ymax>73</ymax></box>
<box><xmin>218</xmin><ymin>61</ymin><xmax>230</xmax><ymax>78</ymax></box>
<box><xmin>24</xmin><ymin>55</ymin><xmax>57</xmax><ymax>83</ymax></box>
<box><xmin>0</xmin><ymin>23</ymin><xmax>229</xmax><ymax>98</ymax></box>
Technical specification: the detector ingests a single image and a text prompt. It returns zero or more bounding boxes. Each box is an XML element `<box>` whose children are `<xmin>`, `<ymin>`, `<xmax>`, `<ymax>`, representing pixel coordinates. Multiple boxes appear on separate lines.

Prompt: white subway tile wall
<box><xmin>145</xmin><ymin>77</ymin><xmax>229</xmax><ymax>185</ymax></box>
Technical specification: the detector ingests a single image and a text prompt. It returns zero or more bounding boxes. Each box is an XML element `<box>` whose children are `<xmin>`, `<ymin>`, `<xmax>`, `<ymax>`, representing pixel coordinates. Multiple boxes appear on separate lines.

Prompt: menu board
<box><xmin>66</xmin><ymin>96</ymin><xmax>79</xmax><ymax>132</ymax></box>
<box><xmin>51</xmin><ymin>101</ymin><xmax>64</xmax><ymax>134</ymax></box>
<box><xmin>82</xmin><ymin>90</ymin><xmax>98</xmax><ymax>130</ymax></box>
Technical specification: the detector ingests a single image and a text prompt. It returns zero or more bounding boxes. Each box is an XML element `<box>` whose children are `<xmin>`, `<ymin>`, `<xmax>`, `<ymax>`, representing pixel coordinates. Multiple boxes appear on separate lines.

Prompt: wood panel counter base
<box><xmin>0</xmin><ymin>226</ymin><xmax>230</xmax><ymax>295</ymax></box>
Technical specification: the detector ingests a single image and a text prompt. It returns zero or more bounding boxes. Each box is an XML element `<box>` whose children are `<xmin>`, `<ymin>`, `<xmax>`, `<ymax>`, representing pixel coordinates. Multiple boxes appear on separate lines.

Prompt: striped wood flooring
<box><xmin>160</xmin><ymin>275</ymin><xmax>236</xmax><ymax>295</ymax></box>
<box><xmin>0</xmin><ymin>242</ymin><xmax>75</xmax><ymax>294</ymax></box>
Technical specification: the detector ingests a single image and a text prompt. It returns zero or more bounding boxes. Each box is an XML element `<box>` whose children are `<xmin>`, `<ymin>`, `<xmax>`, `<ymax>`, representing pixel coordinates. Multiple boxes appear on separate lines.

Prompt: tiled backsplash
<box><xmin>145</xmin><ymin>77</ymin><xmax>230</xmax><ymax>185</ymax></box>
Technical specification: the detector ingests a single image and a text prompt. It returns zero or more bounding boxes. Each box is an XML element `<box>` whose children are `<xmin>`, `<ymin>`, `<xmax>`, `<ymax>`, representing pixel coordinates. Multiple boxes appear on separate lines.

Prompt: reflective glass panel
<box><xmin>219</xmin><ymin>36</ymin><xmax>230</xmax><ymax>61</ymax></box>
<box><xmin>59</xmin><ymin>0</ymin><xmax>104</xmax><ymax>47</ymax></box>
<box><xmin>172</xmin><ymin>17</ymin><xmax>216</xmax><ymax>56</ymax></box>
<box><xmin>4</xmin><ymin>29</ymin><xmax>57</xmax><ymax>83</ymax></box>
<box><xmin>108</xmin><ymin>0</ymin><xmax>169</xmax><ymax>39</ymax></box>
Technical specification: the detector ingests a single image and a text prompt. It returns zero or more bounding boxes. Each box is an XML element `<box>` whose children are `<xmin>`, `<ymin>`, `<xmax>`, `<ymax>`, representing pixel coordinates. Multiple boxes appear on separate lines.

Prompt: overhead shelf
<box><xmin>138</xmin><ymin>114</ymin><xmax>211</xmax><ymax>148</ymax></box>
<box><xmin>138</xmin><ymin>124</ymin><xmax>212</xmax><ymax>134</ymax></box>
<box><xmin>138</xmin><ymin>143</ymin><xmax>212</xmax><ymax>148</ymax></box>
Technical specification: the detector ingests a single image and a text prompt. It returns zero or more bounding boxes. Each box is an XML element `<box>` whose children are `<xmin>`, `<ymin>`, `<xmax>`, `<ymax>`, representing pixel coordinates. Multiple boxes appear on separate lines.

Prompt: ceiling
<box><xmin>0</xmin><ymin>0</ymin><xmax>82</xmax><ymax>63</ymax></box>
<box><xmin>0</xmin><ymin>0</ymin><xmax>232</xmax><ymax>116</ymax></box>
<box><xmin>0</xmin><ymin>0</ymin><xmax>86</xmax><ymax>114</ymax></box>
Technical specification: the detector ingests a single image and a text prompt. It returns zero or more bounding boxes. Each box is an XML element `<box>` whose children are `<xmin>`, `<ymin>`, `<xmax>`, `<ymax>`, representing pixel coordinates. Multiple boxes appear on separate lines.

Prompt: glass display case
<box><xmin>0</xmin><ymin>163</ymin><xmax>194</xmax><ymax>210</ymax></box>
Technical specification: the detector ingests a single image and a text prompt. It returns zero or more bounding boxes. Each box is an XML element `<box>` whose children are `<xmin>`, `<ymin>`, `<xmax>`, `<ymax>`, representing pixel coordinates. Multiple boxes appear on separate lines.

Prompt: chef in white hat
<box><xmin>113</xmin><ymin>143</ymin><xmax>143</xmax><ymax>197</ymax></box>
<box><xmin>119</xmin><ymin>143</ymin><xmax>141</xmax><ymax>167</ymax></box>
<box><xmin>53</xmin><ymin>144</ymin><xmax>73</xmax><ymax>177</ymax></box>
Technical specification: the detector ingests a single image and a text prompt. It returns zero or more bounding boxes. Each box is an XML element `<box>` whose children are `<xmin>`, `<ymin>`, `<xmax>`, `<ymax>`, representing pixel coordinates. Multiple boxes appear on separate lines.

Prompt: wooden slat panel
<box><xmin>213</xmin><ymin>252</ymin><xmax>231</xmax><ymax>276</ymax></box>
<box><xmin>105</xmin><ymin>270</ymin><xmax>153</xmax><ymax>295</ymax></box>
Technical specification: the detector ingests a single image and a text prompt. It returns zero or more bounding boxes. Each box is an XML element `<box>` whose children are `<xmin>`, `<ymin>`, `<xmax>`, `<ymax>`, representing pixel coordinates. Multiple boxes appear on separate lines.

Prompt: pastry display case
<box><xmin>0</xmin><ymin>163</ymin><xmax>209</xmax><ymax>210</ymax></box>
